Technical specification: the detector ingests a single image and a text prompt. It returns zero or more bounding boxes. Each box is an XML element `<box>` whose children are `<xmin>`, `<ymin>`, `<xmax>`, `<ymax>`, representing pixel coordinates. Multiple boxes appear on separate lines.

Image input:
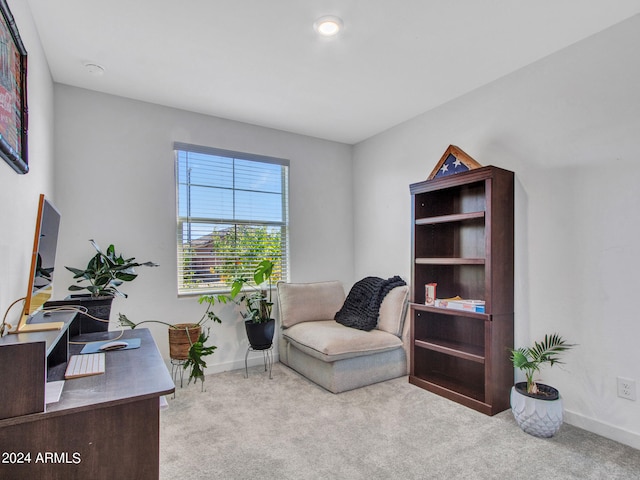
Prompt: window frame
<box><xmin>174</xmin><ymin>142</ymin><xmax>290</xmax><ymax>295</ymax></box>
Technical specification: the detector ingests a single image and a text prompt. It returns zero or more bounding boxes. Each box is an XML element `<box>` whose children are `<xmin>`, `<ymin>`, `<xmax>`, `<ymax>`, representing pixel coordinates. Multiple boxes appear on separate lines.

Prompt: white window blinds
<box><xmin>174</xmin><ymin>142</ymin><xmax>289</xmax><ymax>294</ymax></box>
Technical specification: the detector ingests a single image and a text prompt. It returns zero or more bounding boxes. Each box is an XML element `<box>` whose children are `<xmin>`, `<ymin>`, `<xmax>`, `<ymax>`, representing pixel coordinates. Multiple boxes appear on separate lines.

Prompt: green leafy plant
<box><xmin>184</xmin><ymin>329</ymin><xmax>217</xmax><ymax>384</ymax></box>
<box><xmin>197</xmin><ymin>259</ymin><xmax>275</xmax><ymax>324</ymax></box>
<box><xmin>229</xmin><ymin>259</ymin><xmax>274</xmax><ymax>323</ymax></box>
<box><xmin>66</xmin><ymin>240</ymin><xmax>158</xmax><ymax>298</ymax></box>
<box><xmin>117</xmin><ymin>294</ymin><xmax>222</xmax><ymax>331</ymax></box>
<box><xmin>118</xmin><ymin>295</ymin><xmax>222</xmax><ymax>385</ymax></box>
<box><xmin>510</xmin><ymin>333</ymin><xmax>575</xmax><ymax>395</ymax></box>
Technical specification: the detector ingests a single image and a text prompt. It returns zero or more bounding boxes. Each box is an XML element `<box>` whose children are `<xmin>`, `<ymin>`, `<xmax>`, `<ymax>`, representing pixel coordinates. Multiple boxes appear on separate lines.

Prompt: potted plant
<box><xmin>230</xmin><ymin>259</ymin><xmax>275</xmax><ymax>350</ymax></box>
<box><xmin>509</xmin><ymin>333</ymin><xmax>575</xmax><ymax>438</ymax></box>
<box><xmin>117</xmin><ymin>295</ymin><xmax>221</xmax><ymax>387</ymax></box>
<box><xmin>58</xmin><ymin>240</ymin><xmax>158</xmax><ymax>333</ymax></box>
<box><xmin>200</xmin><ymin>259</ymin><xmax>276</xmax><ymax>350</ymax></box>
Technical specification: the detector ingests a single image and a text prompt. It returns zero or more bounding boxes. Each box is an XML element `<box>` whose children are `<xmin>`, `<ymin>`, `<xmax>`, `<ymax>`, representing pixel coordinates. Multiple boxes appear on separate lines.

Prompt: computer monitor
<box><xmin>14</xmin><ymin>194</ymin><xmax>65</xmax><ymax>332</ymax></box>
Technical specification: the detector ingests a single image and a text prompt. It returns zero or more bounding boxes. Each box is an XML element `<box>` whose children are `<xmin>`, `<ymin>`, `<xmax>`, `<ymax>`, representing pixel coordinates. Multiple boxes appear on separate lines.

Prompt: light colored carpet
<box><xmin>159</xmin><ymin>363</ymin><xmax>640</xmax><ymax>480</ymax></box>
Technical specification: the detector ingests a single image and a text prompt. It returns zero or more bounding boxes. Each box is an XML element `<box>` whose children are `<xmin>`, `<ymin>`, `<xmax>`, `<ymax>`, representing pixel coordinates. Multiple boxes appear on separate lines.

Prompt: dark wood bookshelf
<box><xmin>409</xmin><ymin>165</ymin><xmax>514</xmax><ymax>415</ymax></box>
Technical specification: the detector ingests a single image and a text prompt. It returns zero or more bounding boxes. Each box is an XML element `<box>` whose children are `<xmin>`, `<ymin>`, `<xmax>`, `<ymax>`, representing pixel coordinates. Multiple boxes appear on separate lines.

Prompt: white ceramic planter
<box><xmin>510</xmin><ymin>384</ymin><xmax>563</xmax><ymax>438</ymax></box>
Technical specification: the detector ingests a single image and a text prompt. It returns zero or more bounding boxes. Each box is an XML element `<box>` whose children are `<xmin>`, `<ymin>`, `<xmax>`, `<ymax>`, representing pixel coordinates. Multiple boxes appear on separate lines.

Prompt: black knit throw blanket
<box><xmin>335</xmin><ymin>276</ymin><xmax>406</xmax><ymax>331</ymax></box>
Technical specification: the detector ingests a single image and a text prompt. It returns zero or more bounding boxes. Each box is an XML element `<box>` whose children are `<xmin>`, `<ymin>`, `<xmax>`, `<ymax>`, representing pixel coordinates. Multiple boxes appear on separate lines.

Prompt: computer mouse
<box><xmin>99</xmin><ymin>340</ymin><xmax>128</xmax><ymax>351</ymax></box>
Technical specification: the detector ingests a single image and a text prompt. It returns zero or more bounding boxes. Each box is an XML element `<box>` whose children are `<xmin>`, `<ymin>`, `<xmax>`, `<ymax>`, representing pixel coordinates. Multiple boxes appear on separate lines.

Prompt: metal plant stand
<box><xmin>171</xmin><ymin>358</ymin><xmax>186</xmax><ymax>388</ymax></box>
<box><xmin>244</xmin><ymin>345</ymin><xmax>273</xmax><ymax>379</ymax></box>
<box><xmin>170</xmin><ymin>358</ymin><xmax>205</xmax><ymax>392</ymax></box>
<box><xmin>170</xmin><ymin>358</ymin><xmax>186</xmax><ymax>398</ymax></box>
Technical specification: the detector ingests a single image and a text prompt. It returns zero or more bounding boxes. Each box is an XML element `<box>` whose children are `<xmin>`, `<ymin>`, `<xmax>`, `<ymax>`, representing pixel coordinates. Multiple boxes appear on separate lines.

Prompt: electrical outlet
<box><xmin>617</xmin><ymin>377</ymin><xmax>637</xmax><ymax>401</ymax></box>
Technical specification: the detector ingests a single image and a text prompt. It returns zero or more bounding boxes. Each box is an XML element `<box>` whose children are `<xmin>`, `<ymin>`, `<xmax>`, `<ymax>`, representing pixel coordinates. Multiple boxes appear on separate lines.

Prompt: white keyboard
<box><xmin>65</xmin><ymin>353</ymin><xmax>106</xmax><ymax>379</ymax></box>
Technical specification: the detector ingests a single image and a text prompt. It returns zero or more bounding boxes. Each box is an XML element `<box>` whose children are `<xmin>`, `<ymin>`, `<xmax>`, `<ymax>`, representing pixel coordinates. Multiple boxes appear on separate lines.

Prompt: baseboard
<box><xmin>164</xmin><ymin>350</ymin><xmax>280</xmax><ymax>380</ymax></box>
<box><xmin>564</xmin><ymin>409</ymin><xmax>640</xmax><ymax>450</ymax></box>
<box><xmin>197</xmin><ymin>350</ymin><xmax>281</xmax><ymax>376</ymax></box>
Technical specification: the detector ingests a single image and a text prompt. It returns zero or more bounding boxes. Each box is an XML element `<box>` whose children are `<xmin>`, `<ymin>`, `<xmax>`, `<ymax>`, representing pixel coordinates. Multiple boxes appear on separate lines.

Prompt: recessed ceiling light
<box><xmin>313</xmin><ymin>16</ymin><xmax>343</xmax><ymax>37</ymax></box>
<box><xmin>84</xmin><ymin>62</ymin><xmax>105</xmax><ymax>76</ymax></box>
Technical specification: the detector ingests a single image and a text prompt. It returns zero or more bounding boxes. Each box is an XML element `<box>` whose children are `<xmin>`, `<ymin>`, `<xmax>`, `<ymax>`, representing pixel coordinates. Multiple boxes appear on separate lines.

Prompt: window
<box><xmin>174</xmin><ymin>142</ymin><xmax>289</xmax><ymax>294</ymax></box>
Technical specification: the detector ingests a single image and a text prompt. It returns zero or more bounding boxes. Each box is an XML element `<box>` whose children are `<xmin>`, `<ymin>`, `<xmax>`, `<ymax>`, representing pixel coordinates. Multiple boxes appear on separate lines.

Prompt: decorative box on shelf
<box><xmin>434</xmin><ymin>297</ymin><xmax>485</xmax><ymax>313</ymax></box>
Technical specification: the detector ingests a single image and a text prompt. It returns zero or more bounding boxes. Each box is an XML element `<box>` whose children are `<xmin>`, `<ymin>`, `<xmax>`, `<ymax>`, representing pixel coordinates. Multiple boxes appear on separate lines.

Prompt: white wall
<box><xmin>352</xmin><ymin>16</ymin><xmax>640</xmax><ymax>448</ymax></box>
<box><xmin>53</xmin><ymin>85</ymin><xmax>354</xmax><ymax>371</ymax></box>
<box><xmin>0</xmin><ymin>1</ymin><xmax>55</xmax><ymax>329</ymax></box>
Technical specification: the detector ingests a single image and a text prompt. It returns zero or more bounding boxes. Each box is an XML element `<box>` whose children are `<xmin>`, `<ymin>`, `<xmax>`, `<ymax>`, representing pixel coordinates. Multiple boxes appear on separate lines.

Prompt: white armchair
<box><xmin>276</xmin><ymin>280</ymin><xmax>409</xmax><ymax>393</ymax></box>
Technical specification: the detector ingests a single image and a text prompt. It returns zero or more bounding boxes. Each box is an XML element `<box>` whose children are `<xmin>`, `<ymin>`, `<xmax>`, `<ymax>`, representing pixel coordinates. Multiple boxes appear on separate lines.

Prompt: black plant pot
<box><xmin>514</xmin><ymin>381</ymin><xmax>559</xmax><ymax>401</ymax></box>
<box><xmin>244</xmin><ymin>318</ymin><xmax>275</xmax><ymax>350</ymax></box>
<box><xmin>45</xmin><ymin>295</ymin><xmax>113</xmax><ymax>335</ymax></box>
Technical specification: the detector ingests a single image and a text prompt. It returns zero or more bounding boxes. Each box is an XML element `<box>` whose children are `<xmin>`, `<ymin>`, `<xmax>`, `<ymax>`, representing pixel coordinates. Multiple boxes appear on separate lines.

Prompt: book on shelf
<box><xmin>434</xmin><ymin>296</ymin><xmax>485</xmax><ymax>313</ymax></box>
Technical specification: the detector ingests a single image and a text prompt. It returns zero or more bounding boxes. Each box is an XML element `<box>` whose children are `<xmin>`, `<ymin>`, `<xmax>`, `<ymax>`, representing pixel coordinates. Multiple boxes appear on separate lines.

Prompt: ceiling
<box><xmin>25</xmin><ymin>1</ymin><xmax>640</xmax><ymax>145</ymax></box>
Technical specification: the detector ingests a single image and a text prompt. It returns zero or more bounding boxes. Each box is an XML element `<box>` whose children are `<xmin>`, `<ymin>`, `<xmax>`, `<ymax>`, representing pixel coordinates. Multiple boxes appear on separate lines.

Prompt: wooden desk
<box><xmin>0</xmin><ymin>311</ymin><xmax>76</xmax><ymax>420</ymax></box>
<box><xmin>0</xmin><ymin>328</ymin><xmax>174</xmax><ymax>480</ymax></box>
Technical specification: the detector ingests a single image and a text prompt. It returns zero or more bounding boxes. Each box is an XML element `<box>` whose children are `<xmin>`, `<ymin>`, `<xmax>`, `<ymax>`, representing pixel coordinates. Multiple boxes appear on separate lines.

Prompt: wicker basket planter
<box><xmin>168</xmin><ymin>324</ymin><xmax>202</xmax><ymax>360</ymax></box>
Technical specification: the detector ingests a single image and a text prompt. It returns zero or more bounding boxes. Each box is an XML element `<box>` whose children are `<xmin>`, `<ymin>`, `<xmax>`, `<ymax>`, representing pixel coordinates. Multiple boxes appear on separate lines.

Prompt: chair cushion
<box><xmin>377</xmin><ymin>285</ymin><xmax>409</xmax><ymax>336</ymax></box>
<box><xmin>277</xmin><ymin>281</ymin><xmax>345</xmax><ymax>328</ymax></box>
<box><xmin>283</xmin><ymin>320</ymin><xmax>403</xmax><ymax>363</ymax></box>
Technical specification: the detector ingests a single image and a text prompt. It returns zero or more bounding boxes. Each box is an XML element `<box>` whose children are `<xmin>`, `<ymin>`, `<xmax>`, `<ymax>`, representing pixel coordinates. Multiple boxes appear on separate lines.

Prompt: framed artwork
<box><xmin>0</xmin><ymin>0</ymin><xmax>28</xmax><ymax>174</ymax></box>
<box><xmin>427</xmin><ymin>145</ymin><xmax>482</xmax><ymax>180</ymax></box>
